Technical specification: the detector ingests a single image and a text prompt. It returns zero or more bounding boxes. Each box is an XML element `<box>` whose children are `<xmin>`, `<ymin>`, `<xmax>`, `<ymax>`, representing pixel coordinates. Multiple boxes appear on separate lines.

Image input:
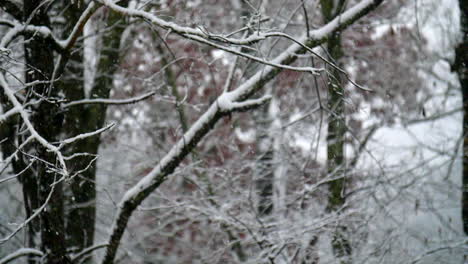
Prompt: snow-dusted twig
<box><xmin>71</xmin><ymin>243</ymin><xmax>109</xmax><ymax>264</ymax></box>
<box><xmin>0</xmin><ymin>179</ymin><xmax>55</xmax><ymax>245</ymax></box>
<box><xmin>48</xmin><ymin>3</ymin><xmax>102</xmax><ymax>87</ymax></box>
<box><xmin>57</xmin><ymin>123</ymin><xmax>115</xmax><ymax>149</ymax></box>
<box><xmin>62</xmin><ymin>91</ymin><xmax>156</xmax><ymax>108</ymax></box>
<box><xmin>66</xmin><ymin>156</ymin><xmax>98</xmax><ymax>183</ymax></box>
<box><xmin>185</xmin><ymin>34</ymin><xmax>323</xmax><ymax>75</ymax></box>
<box><xmin>408</xmin><ymin>238</ymin><xmax>468</xmax><ymax>264</ymax></box>
<box><xmin>0</xmin><ymin>135</ymin><xmax>34</xmax><ymax>175</ymax></box>
<box><xmin>0</xmin><ymin>248</ymin><xmax>44</xmax><ymax>264</ymax></box>
<box><xmin>404</xmin><ymin>107</ymin><xmax>463</xmax><ymax>125</ymax></box>
<box><xmin>0</xmin><ymin>161</ymin><xmax>34</xmax><ymax>185</ymax></box>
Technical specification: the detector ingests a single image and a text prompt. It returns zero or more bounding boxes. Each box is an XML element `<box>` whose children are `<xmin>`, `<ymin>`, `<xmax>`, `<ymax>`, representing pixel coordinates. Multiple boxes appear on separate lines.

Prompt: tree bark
<box><xmin>256</xmin><ymin>104</ymin><xmax>275</xmax><ymax>217</ymax></box>
<box><xmin>54</xmin><ymin>2</ymin><xmax>95</xmax><ymax>259</ymax></box>
<box><xmin>61</xmin><ymin>2</ymin><xmax>128</xmax><ymax>261</ymax></box>
<box><xmin>321</xmin><ymin>0</ymin><xmax>352</xmax><ymax>263</ymax></box>
<box><xmin>23</xmin><ymin>1</ymin><xmax>69</xmax><ymax>263</ymax></box>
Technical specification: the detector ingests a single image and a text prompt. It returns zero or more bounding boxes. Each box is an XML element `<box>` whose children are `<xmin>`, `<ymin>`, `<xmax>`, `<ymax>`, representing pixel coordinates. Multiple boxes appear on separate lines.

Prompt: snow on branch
<box><xmin>0</xmin><ymin>135</ymin><xmax>34</xmax><ymax>174</ymax></box>
<box><xmin>101</xmin><ymin>94</ymin><xmax>267</xmax><ymax>264</ymax></box>
<box><xmin>0</xmin><ymin>73</ymin><xmax>69</xmax><ymax>178</ymax></box>
<box><xmin>0</xmin><ymin>105</ymin><xmax>21</xmax><ymax>122</ymax></box>
<box><xmin>57</xmin><ymin>123</ymin><xmax>115</xmax><ymax>149</ymax></box>
<box><xmin>0</xmin><ymin>2</ymin><xmax>107</xmax><ymax>180</ymax></box>
<box><xmin>0</xmin><ymin>19</ymin><xmax>15</xmax><ymax>28</ymax></box>
<box><xmin>71</xmin><ymin>243</ymin><xmax>109</xmax><ymax>263</ymax></box>
<box><xmin>62</xmin><ymin>91</ymin><xmax>156</xmax><ymax>108</ymax></box>
<box><xmin>0</xmin><ymin>2</ymin><xmax>100</xmax><ymax>53</ymax></box>
<box><xmin>99</xmin><ymin>0</ymin><xmax>272</xmax><ymax>45</ymax></box>
<box><xmin>0</xmin><ymin>23</ymin><xmax>64</xmax><ymax>51</ymax></box>
<box><xmin>217</xmin><ymin>94</ymin><xmax>272</xmax><ymax>112</ymax></box>
<box><xmin>100</xmin><ymin>0</ymin><xmax>382</xmax><ymax>75</ymax></box>
<box><xmin>185</xmin><ymin>34</ymin><xmax>324</xmax><ymax>75</ymax></box>
<box><xmin>409</xmin><ymin>238</ymin><xmax>468</xmax><ymax>264</ymax></box>
<box><xmin>0</xmin><ymin>248</ymin><xmax>43</xmax><ymax>264</ymax></box>
<box><xmin>100</xmin><ymin>1</ymin><xmax>384</xmax><ymax>263</ymax></box>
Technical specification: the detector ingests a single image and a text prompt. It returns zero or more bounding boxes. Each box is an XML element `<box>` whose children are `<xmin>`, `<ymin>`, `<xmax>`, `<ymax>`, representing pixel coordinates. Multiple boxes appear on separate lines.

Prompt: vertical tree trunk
<box><xmin>0</xmin><ymin>3</ymin><xmax>128</xmax><ymax>263</ymax></box>
<box><xmin>256</xmin><ymin>104</ymin><xmax>275</xmax><ymax>217</ymax></box>
<box><xmin>54</xmin><ymin>3</ymin><xmax>96</xmax><ymax>260</ymax></box>
<box><xmin>23</xmin><ymin>1</ymin><xmax>70</xmax><ymax>263</ymax></box>
<box><xmin>453</xmin><ymin>0</ymin><xmax>467</xmax><ymax>238</ymax></box>
<box><xmin>236</xmin><ymin>1</ymin><xmax>276</xmax><ymax>219</ymax></box>
<box><xmin>321</xmin><ymin>0</ymin><xmax>352</xmax><ymax>263</ymax></box>
<box><xmin>61</xmin><ymin>3</ymin><xmax>129</xmax><ymax>261</ymax></box>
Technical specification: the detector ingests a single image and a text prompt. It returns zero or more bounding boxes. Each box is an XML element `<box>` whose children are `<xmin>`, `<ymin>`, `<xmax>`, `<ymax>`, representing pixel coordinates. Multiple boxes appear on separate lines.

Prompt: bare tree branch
<box><xmin>0</xmin><ymin>248</ymin><xmax>44</xmax><ymax>264</ymax></box>
<box><xmin>62</xmin><ymin>91</ymin><xmax>156</xmax><ymax>108</ymax></box>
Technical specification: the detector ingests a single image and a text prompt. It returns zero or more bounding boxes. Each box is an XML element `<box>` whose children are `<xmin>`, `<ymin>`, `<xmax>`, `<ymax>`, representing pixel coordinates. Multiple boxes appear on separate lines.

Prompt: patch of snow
<box><xmin>235</xmin><ymin>127</ymin><xmax>256</xmax><ymax>143</ymax></box>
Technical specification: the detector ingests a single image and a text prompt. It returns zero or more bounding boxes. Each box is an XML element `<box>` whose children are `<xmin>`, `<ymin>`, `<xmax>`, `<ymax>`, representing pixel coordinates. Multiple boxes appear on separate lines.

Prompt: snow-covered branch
<box><xmin>0</xmin><ymin>73</ymin><xmax>69</xmax><ymax>178</ymax></box>
<box><xmin>101</xmin><ymin>91</ymin><xmax>269</xmax><ymax>263</ymax></box>
<box><xmin>58</xmin><ymin>123</ymin><xmax>115</xmax><ymax>149</ymax></box>
<box><xmin>0</xmin><ymin>135</ymin><xmax>34</xmax><ymax>174</ymax></box>
<box><xmin>409</xmin><ymin>239</ymin><xmax>468</xmax><ymax>264</ymax></box>
<box><xmin>0</xmin><ymin>23</ymin><xmax>63</xmax><ymax>51</ymax></box>
<box><xmin>217</xmin><ymin>95</ymin><xmax>272</xmax><ymax>112</ymax></box>
<box><xmin>62</xmin><ymin>91</ymin><xmax>156</xmax><ymax>108</ymax></box>
<box><xmin>0</xmin><ymin>105</ymin><xmax>21</xmax><ymax>122</ymax></box>
<box><xmin>0</xmin><ymin>248</ymin><xmax>43</xmax><ymax>264</ymax></box>
<box><xmin>0</xmin><ymin>2</ymin><xmax>100</xmax><ymax>53</ymax></box>
<box><xmin>71</xmin><ymin>243</ymin><xmax>109</xmax><ymax>263</ymax></box>
<box><xmin>100</xmin><ymin>1</ymin><xmax>384</xmax><ymax>263</ymax></box>
<box><xmin>0</xmin><ymin>3</ymin><xmax>102</xmax><ymax>180</ymax></box>
<box><xmin>99</xmin><ymin>0</ymin><xmax>382</xmax><ymax>74</ymax></box>
<box><xmin>99</xmin><ymin>0</ymin><xmax>274</xmax><ymax>45</ymax></box>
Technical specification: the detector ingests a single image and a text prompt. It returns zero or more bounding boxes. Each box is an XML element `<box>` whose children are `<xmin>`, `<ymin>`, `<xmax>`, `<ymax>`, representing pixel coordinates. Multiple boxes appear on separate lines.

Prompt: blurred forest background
<box><xmin>0</xmin><ymin>0</ymin><xmax>466</xmax><ymax>263</ymax></box>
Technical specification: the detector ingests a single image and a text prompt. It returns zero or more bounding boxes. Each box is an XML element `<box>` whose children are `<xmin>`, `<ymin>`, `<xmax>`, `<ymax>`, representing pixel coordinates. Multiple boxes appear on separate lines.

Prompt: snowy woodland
<box><xmin>0</xmin><ymin>0</ymin><xmax>466</xmax><ymax>263</ymax></box>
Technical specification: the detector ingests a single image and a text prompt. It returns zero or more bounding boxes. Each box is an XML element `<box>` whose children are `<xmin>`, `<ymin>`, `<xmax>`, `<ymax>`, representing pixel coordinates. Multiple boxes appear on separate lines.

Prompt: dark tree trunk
<box><xmin>0</xmin><ymin>2</ymin><xmax>127</xmax><ymax>263</ymax></box>
<box><xmin>53</xmin><ymin>3</ymin><xmax>96</xmax><ymax>259</ymax></box>
<box><xmin>453</xmin><ymin>0</ymin><xmax>467</xmax><ymax>238</ymax></box>
<box><xmin>321</xmin><ymin>0</ymin><xmax>352</xmax><ymax>263</ymax></box>
<box><xmin>256</xmin><ymin>104</ymin><xmax>275</xmax><ymax>217</ymax></box>
<box><xmin>23</xmin><ymin>1</ymin><xmax>70</xmax><ymax>263</ymax></box>
<box><xmin>59</xmin><ymin>2</ymin><xmax>128</xmax><ymax>261</ymax></box>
